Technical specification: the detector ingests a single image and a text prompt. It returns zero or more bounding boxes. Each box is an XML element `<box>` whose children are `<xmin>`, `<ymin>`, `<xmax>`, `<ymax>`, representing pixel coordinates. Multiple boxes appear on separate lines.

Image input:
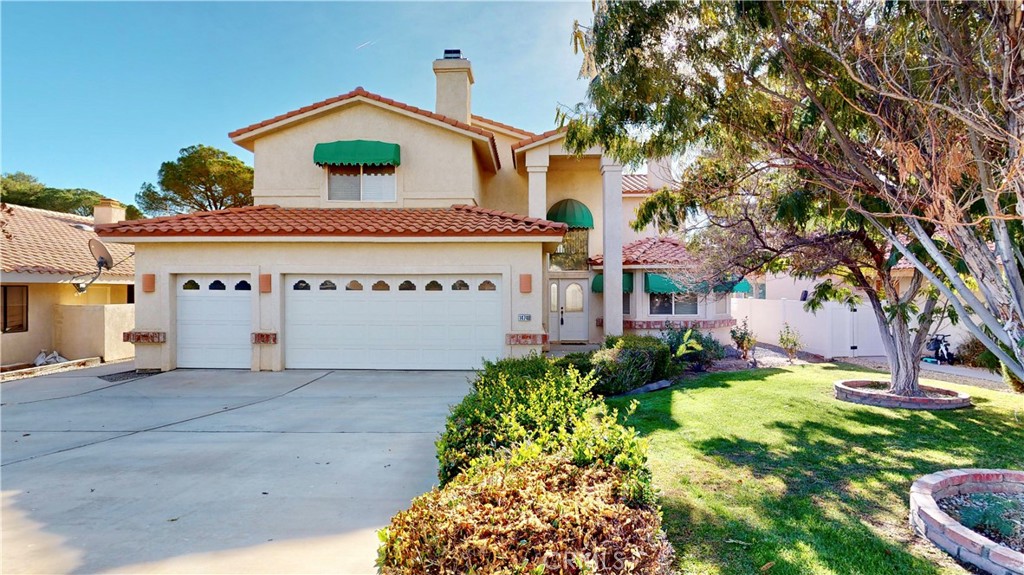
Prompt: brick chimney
<box><xmin>93</xmin><ymin>199</ymin><xmax>126</xmax><ymax>225</ymax></box>
<box><xmin>432</xmin><ymin>49</ymin><xmax>473</xmax><ymax>123</ymax></box>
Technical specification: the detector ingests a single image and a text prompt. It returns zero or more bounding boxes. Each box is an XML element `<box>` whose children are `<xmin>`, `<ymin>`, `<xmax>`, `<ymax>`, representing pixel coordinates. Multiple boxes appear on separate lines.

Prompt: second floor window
<box><xmin>550</xmin><ymin>228</ymin><xmax>589</xmax><ymax>271</ymax></box>
<box><xmin>328</xmin><ymin>165</ymin><xmax>396</xmax><ymax>202</ymax></box>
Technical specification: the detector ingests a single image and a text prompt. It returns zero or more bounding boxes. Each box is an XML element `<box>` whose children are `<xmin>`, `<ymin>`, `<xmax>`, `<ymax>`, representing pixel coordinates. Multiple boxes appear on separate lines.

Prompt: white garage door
<box><xmin>176</xmin><ymin>275</ymin><xmax>252</xmax><ymax>369</ymax></box>
<box><xmin>284</xmin><ymin>275</ymin><xmax>503</xmax><ymax>370</ymax></box>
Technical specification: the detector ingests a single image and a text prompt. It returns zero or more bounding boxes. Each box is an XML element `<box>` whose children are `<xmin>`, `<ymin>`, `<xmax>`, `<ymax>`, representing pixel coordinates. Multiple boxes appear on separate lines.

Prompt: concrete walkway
<box><xmin>1</xmin><ymin>367</ymin><xmax>470</xmax><ymax>574</ymax></box>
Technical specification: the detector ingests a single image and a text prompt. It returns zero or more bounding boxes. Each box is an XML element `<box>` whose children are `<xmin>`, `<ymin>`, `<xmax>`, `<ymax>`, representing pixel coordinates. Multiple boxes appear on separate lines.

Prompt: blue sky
<box><xmin>2</xmin><ymin>1</ymin><xmax>593</xmax><ymax>207</ymax></box>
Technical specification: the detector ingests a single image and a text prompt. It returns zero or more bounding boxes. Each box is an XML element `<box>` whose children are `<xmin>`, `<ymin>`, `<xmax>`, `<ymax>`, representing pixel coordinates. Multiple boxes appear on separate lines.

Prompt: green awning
<box><xmin>592</xmin><ymin>272</ymin><xmax>634</xmax><ymax>293</ymax></box>
<box><xmin>732</xmin><ymin>278</ymin><xmax>752</xmax><ymax>293</ymax></box>
<box><xmin>645</xmin><ymin>273</ymin><xmax>685</xmax><ymax>294</ymax></box>
<box><xmin>546</xmin><ymin>199</ymin><xmax>594</xmax><ymax>229</ymax></box>
<box><xmin>313</xmin><ymin>140</ymin><xmax>401</xmax><ymax>167</ymax></box>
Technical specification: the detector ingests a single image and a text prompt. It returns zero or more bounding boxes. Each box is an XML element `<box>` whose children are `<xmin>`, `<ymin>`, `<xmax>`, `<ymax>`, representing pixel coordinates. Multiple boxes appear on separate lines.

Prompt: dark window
<box><xmin>425</xmin><ymin>280</ymin><xmax>443</xmax><ymax>291</ymax></box>
<box><xmin>293</xmin><ymin>280</ymin><xmax>311</xmax><ymax>291</ymax></box>
<box><xmin>235</xmin><ymin>280</ymin><xmax>252</xmax><ymax>291</ymax></box>
<box><xmin>451</xmin><ymin>280</ymin><xmax>469</xmax><ymax>291</ymax></box>
<box><xmin>182</xmin><ymin>280</ymin><xmax>200</xmax><ymax>290</ymax></box>
<box><xmin>550</xmin><ymin>228</ymin><xmax>589</xmax><ymax>271</ymax></box>
<box><xmin>649</xmin><ymin>293</ymin><xmax>674</xmax><ymax>315</ymax></box>
<box><xmin>319</xmin><ymin>280</ymin><xmax>337</xmax><ymax>291</ymax></box>
<box><xmin>399</xmin><ymin>280</ymin><xmax>416</xmax><ymax>291</ymax></box>
<box><xmin>478</xmin><ymin>280</ymin><xmax>496</xmax><ymax>291</ymax></box>
<box><xmin>2</xmin><ymin>285</ymin><xmax>28</xmax><ymax>333</ymax></box>
<box><xmin>126</xmin><ymin>284</ymin><xmax>135</xmax><ymax>304</ymax></box>
<box><xmin>623</xmin><ymin>291</ymin><xmax>631</xmax><ymax>315</ymax></box>
<box><xmin>372</xmin><ymin>280</ymin><xmax>390</xmax><ymax>291</ymax></box>
<box><xmin>345</xmin><ymin>280</ymin><xmax>363</xmax><ymax>291</ymax></box>
<box><xmin>209</xmin><ymin>280</ymin><xmax>226</xmax><ymax>291</ymax></box>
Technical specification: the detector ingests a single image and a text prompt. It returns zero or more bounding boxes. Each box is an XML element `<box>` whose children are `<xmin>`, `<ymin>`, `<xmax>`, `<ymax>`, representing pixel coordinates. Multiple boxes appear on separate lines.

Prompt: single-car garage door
<box><xmin>284</xmin><ymin>275</ymin><xmax>503</xmax><ymax>370</ymax></box>
<box><xmin>176</xmin><ymin>275</ymin><xmax>253</xmax><ymax>369</ymax></box>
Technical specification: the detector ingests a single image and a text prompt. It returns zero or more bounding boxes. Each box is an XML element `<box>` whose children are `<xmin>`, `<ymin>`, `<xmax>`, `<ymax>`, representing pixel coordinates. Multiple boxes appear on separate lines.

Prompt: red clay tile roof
<box><xmin>96</xmin><ymin>204</ymin><xmax>567</xmax><ymax>239</ymax></box>
<box><xmin>511</xmin><ymin>127</ymin><xmax>567</xmax><ymax>152</ymax></box>
<box><xmin>228</xmin><ymin>87</ymin><xmax>500</xmax><ymax>169</ymax></box>
<box><xmin>471</xmin><ymin>114</ymin><xmax>535</xmax><ymax>137</ymax></box>
<box><xmin>622</xmin><ymin>174</ymin><xmax>651</xmax><ymax>194</ymax></box>
<box><xmin>1</xmin><ymin>204</ymin><xmax>134</xmax><ymax>278</ymax></box>
<box><xmin>588</xmin><ymin>237</ymin><xmax>694</xmax><ymax>267</ymax></box>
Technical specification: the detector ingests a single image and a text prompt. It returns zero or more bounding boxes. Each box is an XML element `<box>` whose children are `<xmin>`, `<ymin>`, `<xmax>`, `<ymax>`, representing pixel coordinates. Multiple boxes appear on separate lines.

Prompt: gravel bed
<box><xmin>938</xmin><ymin>492</ymin><xmax>1024</xmax><ymax>553</ymax></box>
<box><xmin>98</xmin><ymin>370</ymin><xmax>154</xmax><ymax>383</ymax></box>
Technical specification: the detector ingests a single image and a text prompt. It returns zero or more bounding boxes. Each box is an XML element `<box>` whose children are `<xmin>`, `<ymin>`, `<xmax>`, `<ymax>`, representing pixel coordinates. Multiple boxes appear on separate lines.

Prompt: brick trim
<box><xmin>910</xmin><ymin>469</ymin><xmax>1024</xmax><ymax>574</ymax></box>
<box><xmin>506</xmin><ymin>333</ymin><xmax>548</xmax><ymax>346</ymax></box>
<box><xmin>123</xmin><ymin>331</ymin><xmax>166</xmax><ymax>344</ymax></box>
<box><xmin>835</xmin><ymin>380</ymin><xmax>972</xmax><ymax>410</ymax></box>
<box><xmin>251</xmin><ymin>332</ymin><xmax>278</xmax><ymax>345</ymax></box>
<box><xmin>596</xmin><ymin>318</ymin><xmax>737</xmax><ymax>330</ymax></box>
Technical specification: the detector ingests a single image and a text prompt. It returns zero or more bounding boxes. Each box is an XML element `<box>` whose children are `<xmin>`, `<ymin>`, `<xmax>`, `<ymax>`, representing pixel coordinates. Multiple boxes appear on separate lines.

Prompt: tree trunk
<box><xmin>865</xmin><ymin>290</ymin><xmax>925</xmax><ymax>397</ymax></box>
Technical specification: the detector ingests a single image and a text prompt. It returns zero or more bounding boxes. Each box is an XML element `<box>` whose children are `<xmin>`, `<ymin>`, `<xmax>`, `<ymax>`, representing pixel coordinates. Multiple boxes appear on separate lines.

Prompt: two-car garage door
<box><xmin>283</xmin><ymin>275</ymin><xmax>503</xmax><ymax>370</ymax></box>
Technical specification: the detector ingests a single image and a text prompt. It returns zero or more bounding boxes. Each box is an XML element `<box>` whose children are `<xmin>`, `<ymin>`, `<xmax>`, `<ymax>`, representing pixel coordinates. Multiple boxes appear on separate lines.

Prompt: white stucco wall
<box><xmin>251</xmin><ymin>104</ymin><xmax>482</xmax><ymax>208</ymax></box>
<box><xmin>129</xmin><ymin>240</ymin><xmax>548</xmax><ymax>371</ymax></box>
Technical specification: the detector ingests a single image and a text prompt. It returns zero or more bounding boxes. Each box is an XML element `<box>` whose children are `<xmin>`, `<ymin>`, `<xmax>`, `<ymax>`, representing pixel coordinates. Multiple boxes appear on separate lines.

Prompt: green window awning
<box><xmin>313</xmin><ymin>140</ymin><xmax>401</xmax><ymax>167</ymax></box>
<box><xmin>645</xmin><ymin>273</ymin><xmax>686</xmax><ymax>294</ymax></box>
<box><xmin>732</xmin><ymin>278</ymin><xmax>752</xmax><ymax>293</ymax></box>
<box><xmin>546</xmin><ymin>199</ymin><xmax>594</xmax><ymax>229</ymax></box>
<box><xmin>592</xmin><ymin>272</ymin><xmax>634</xmax><ymax>293</ymax></box>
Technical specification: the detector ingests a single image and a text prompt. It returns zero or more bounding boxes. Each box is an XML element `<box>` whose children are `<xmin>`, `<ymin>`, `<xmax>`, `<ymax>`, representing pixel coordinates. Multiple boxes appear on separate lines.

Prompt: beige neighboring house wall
<box><xmin>250</xmin><ymin>104</ymin><xmax>483</xmax><ymax>208</ymax></box>
<box><xmin>129</xmin><ymin>240</ymin><xmax>547</xmax><ymax>371</ymax></box>
<box><xmin>1</xmin><ymin>204</ymin><xmax>135</xmax><ymax>367</ymax></box>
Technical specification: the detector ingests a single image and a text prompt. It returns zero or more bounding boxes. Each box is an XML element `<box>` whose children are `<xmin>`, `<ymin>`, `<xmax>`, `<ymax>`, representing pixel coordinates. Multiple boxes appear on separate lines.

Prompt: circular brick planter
<box><xmin>834</xmin><ymin>380</ymin><xmax>972</xmax><ymax>410</ymax></box>
<box><xmin>910</xmin><ymin>469</ymin><xmax>1024</xmax><ymax>575</ymax></box>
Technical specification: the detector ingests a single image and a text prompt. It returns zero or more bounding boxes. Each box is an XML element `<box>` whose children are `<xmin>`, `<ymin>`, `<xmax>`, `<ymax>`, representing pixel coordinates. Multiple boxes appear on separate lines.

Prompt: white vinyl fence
<box><xmin>731</xmin><ymin>298</ymin><xmax>971</xmax><ymax>359</ymax></box>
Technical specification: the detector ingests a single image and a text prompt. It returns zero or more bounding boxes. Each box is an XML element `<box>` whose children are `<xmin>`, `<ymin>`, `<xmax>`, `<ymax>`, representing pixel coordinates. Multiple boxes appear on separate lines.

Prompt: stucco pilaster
<box><xmin>601</xmin><ymin>156</ymin><xmax>624</xmax><ymax>336</ymax></box>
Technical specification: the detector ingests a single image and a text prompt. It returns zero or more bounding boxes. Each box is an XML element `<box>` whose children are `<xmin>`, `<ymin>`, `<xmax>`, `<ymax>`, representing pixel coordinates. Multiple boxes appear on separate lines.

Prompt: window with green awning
<box><xmin>644</xmin><ymin>273</ymin><xmax>685</xmax><ymax>294</ymax></box>
<box><xmin>732</xmin><ymin>278</ymin><xmax>753</xmax><ymax>293</ymax></box>
<box><xmin>546</xmin><ymin>199</ymin><xmax>594</xmax><ymax>229</ymax></box>
<box><xmin>591</xmin><ymin>272</ymin><xmax>634</xmax><ymax>293</ymax></box>
<box><xmin>313</xmin><ymin>140</ymin><xmax>401</xmax><ymax>167</ymax></box>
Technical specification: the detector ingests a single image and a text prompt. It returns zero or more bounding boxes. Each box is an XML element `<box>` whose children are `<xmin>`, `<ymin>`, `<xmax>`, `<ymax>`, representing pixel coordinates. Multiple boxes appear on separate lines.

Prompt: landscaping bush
<box><xmin>435</xmin><ymin>358</ymin><xmax>598</xmax><ymax>485</ymax></box>
<box><xmin>662</xmin><ymin>324</ymin><xmax>725</xmax><ymax>370</ymax></box>
<box><xmin>955</xmin><ymin>335</ymin><xmax>990</xmax><ymax>367</ymax></box>
<box><xmin>377</xmin><ymin>454</ymin><xmax>673</xmax><ymax>575</ymax></box>
<box><xmin>730</xmin><ymin>317</ymin><xmax>758</xmax><ymax>359</ymax></box>
<box><xmin>778</xmin><ymin>323</ymin><xmax>802</xmax><ymax>362</ymax></box>
<box><xmin>608</xmin><ymin>334</ymin><xmax>673</xmax><ymax>381</ymax></box>
<box><xmin>591</xmin><ymin>347</ymin><xmax>657</xmax><ymax>396</ymax></box>
<box><xmin>550</xmin><ymin>351</ymin><xmax>595</xmax><ymax>376</ymax></box>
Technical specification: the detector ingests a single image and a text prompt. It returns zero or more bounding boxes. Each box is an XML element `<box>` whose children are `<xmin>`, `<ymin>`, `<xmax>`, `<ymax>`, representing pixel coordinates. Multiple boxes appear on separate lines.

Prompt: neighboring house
<box><xmin>98</xmin><ymin>51</ymin><xmax>733</xmax><ymax>372</ymax></box>
<box><xmin>1</xmin><ymin>201</ymin><xmax>135</xmax><ymax>367</ymax></box>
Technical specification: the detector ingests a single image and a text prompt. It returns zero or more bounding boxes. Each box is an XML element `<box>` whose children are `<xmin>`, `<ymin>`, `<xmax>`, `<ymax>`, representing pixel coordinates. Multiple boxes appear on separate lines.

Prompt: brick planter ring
<box><xmin>910</xmin><ymin>469</ymin><xmax>1024</xmax><ymax>575</ymax></box>
<box><xmin>834</xmin><ymin>379</ymin><xmax>972</xmax><ymax>410</ymax></box>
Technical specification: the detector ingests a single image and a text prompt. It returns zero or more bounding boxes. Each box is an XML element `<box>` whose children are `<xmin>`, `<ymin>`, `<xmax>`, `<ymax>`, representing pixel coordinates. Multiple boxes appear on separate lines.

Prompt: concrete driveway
<box><xmin>1</xmin><ymin>364</ymin><xmax>470</xmax><ymax>574</ymax></box>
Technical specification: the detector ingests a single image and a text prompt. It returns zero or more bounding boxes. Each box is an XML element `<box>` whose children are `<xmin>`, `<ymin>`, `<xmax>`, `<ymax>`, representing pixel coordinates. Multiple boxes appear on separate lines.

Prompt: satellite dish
<box><xmin>71</xmin><ymin>239</ymin><xmax>131</xmax><ymax>293</ymax></box>
<box><xmin>89</xmin><ymin>239</ymin><xmax>113</xmax><ymax>271</ymax></box>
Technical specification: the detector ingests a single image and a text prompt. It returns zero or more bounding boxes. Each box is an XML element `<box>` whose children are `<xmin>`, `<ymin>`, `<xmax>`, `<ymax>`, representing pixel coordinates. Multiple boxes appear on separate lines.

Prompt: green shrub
<box><xmin>730</xmin><ymin>317</ymin><xmax>758</xmax><ymax>359</ymax></box>
<box><xmin>435</xmin><ymin>363</ymin><xmax>598</xmax><ymax>485</ymax></box>
<box><xmin>591</xmin><ymin>347</ymin><xmax>657</xmax><ymax>395</ymax></box>
<box><xmin>778</xmin><ymin>323</ymin><xmax>802</xmax><ymax>362</ymax></box>
<box><xmin>377</xmin><ymin>455</ymin><xmax>673</xmax><ymax>574</ymax></box>
<box><xmin>549</xmin><ymin>351</ymin><xmax>595</xmax><ymax>376</ymax></box>
<box><xmin>474</xmin><ymin>353</ymin><xmax>557</xmax><ymax>389</ymax></box>
<box><xmin>607</xmin><ymin>334</ymin><xmax>673</xmax><ymax>381</ymax></box>
<box><xmin>958</xmin><ymin>494</ymin><xmax>1021</xmax><ymax>537</ymax></box>
<box><xmin>662</xmin><ymin>324</ymin><xmax>725</xmax><ymax>370</ymax></box>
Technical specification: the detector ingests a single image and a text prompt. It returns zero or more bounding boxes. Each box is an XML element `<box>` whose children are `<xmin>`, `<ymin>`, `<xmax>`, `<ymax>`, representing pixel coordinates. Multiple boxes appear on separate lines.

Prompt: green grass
<box><xmin>607</xmin><ymin>363</ymin><xmax>1024</xmax><ymax>575</ymax></box>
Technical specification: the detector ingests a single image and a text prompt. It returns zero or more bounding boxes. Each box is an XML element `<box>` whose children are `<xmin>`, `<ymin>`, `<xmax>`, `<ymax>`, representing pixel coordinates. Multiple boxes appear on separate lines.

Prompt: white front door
<box><xmin>176</xmin><ymin>275</ymin><xmax>253</xmax><ymax>369</ymax></box>
<box><xmin>549</xmin><ymin>279</ymin><xmax>588</xmax><ymax>342</ymax></box>
<box><xmin>284</xmin><ymin>275</ymin><xmax>503</xmax><ymax>370</ymax></box>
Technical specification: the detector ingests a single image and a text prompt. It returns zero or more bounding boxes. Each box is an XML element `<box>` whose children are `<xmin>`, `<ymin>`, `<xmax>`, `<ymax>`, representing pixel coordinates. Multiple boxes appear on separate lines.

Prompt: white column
<box><xmin>527</xmin><ymin>166</ymin><xmax>548</xmax><ymax>219</ymax></box>
<box><xmin>601</xmin><ymin>156</ymin><xmax>624</xmax><ymax>336</ymax></box>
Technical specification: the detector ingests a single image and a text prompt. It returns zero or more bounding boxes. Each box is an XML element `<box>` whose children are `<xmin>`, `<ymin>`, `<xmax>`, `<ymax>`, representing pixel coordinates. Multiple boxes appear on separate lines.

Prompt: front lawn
<box><xmin>608</xmin><ymin>363</ymin><xmax>1024</xmax><ymax>575</ymax></box>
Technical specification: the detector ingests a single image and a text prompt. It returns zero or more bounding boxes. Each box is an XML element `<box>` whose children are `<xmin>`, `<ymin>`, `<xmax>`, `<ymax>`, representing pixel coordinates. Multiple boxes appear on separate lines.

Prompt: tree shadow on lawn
<box><xmin>668</xmin><ymin>403</ymin><xmax>1024</xmax><ymax>574</ymax></box>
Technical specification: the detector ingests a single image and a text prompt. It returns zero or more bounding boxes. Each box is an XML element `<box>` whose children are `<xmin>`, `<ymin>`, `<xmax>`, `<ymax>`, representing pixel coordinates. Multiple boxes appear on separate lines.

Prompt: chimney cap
<box><xmin>443</xmin><ymin>49</ymin><xmax>463</xmax><ymax>60</ymax></box>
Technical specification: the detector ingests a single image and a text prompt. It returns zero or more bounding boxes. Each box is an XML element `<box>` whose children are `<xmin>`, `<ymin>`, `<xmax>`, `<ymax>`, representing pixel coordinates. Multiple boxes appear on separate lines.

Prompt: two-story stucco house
<box><xmin>99</xmin><ymin>51</ymin><xmax>733</xmax><ymax>371</ymax></box>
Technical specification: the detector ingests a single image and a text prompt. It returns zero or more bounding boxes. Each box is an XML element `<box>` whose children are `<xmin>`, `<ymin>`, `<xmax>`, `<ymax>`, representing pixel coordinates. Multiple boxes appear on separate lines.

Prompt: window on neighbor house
<box><xmin>328</xmin><ymin>165</ymin><xmax>396</xmax><ymax>202</ymax></box>
<box><xmin>550</xmin><ymin>229</ymin><xmax>589</xmax><ymax>271</ymax></box>
<box><xmin>649</xmin><ymin>293</ymin><xmax>698</xmax><ymax>316</ymax></box>
<box><xmin>2</xmin><ymin>285</ymin><xmax>28</xmax><ymax>333</ymax></box>
<box><xmin>623</xmin><ymin>291</ymin><xmax>631</xmax><ymax>315</ymax></box>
